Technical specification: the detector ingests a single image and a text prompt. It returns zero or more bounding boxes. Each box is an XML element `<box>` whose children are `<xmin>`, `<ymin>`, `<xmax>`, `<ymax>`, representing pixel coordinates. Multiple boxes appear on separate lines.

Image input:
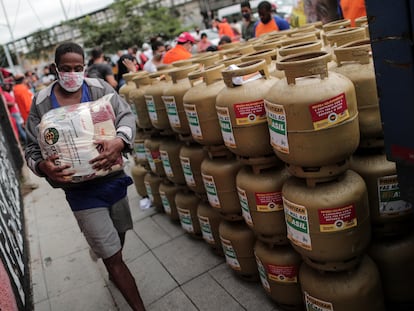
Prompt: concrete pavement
<box><xmin>24</xmin><ymin>161</ymin><xmax>282</xmax><ymax>311</ymax></box>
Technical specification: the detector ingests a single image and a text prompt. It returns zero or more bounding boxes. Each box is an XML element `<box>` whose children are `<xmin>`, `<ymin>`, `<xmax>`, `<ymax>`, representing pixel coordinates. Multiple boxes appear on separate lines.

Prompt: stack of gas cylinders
<box><xmin>125</xmin><ymin>17</ymin><xmax>413</xmax><ymax>311</ymax></box>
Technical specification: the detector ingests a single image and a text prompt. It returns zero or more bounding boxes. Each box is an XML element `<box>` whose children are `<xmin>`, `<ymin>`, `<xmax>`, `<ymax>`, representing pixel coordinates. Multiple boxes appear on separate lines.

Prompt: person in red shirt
<box><xmin>340</xmin><ymin>0</ymin><xmax>366</xmax><ymax>27</ymax></box>
<box><xmin>13</xmin><ymin>74</ymin><xmax>33</xmax><ymax>123</ymax></box>
<box><xmin>212</xmin><ymin>18</ymin><xmax>236</xmax><ymax>40</ymax></box>
<box><xmin>163</xmin><ymin>32</ymin><xmax>195</xmax><ymax>64</ymax></box>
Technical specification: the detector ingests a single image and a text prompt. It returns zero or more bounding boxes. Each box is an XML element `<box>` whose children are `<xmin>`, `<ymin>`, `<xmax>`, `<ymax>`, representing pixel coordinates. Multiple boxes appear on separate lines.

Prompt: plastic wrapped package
<box><xmin>38</xmin><ymin>94</ymin><xmax>123</xmax><ymax>182</ymax></box>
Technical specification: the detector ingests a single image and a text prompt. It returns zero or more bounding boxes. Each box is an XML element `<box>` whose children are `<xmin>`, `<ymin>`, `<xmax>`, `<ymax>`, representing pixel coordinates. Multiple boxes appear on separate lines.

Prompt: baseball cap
<box><xmin>177</xmin><ymin>32</ymin><xmax>195</xmax><ymax>44</ymax></box>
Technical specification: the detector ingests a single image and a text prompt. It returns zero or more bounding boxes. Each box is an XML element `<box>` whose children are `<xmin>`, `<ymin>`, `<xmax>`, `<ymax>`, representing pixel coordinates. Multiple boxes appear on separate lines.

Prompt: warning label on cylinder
<box><xmin>163</xmin><ymin>95</ymin><xmax>181</xmax><ymax>128</ymax></box>
<box><xmin>180</xmin><ymin>157</ymin><xmax>196</xmax><ymax>187</ymax></box>
<box><xmin>266</xmin><ymin>264</ymin><xmax>298</xmax><ymax>283</ymax></box>
<box><xmin>160</xmin><ymin>191</ymin><xmax>171</xmax><ymax>215</ymax></box>
<box><xmin>144</xmin><ymin>181</ymin><xmax>153</xmax><ymax>202</ymax></box>
<box><xmin>318</xmin><ymin>204</ymin><xmax>357</xmax><ymax>232</ymax></box>
<box><xmin>184</xmin><ymin>104</ymin><xmax>203</xmax><ymax>140</ymax></box>
<box><xmin>265</xmin><ymin>101</ymin><xmax>289</xmax><ymax>154</ymax></box>
<box><xmin>233</xmin><ymin>99</ymin><xmax>267</xmax><ymax>125</ymax></box>
<box><xmin>221</xmin><ymin>237</ymin><xmax>241</xmax><ymax>270</ymax></box>
<box><xmin>216</xmin><ymin>106</ymin><xmax>237</xmax><ymax>148</ymax></box>
<box><xmin>134</xmin><ymin>142</ymin><xmax>147</xmax><ymax>160</ymax></box>
<box><xmin>255</xmin><ymin>255</ymin><xmax>271</xmax><ymax>292</ymax></box>
<box><xmin>378</xmin><ymin>175</ymin><xmax>413</xmax><ymax>216</ymax></box>
<box><xmin>202</xmin><ymin>173</ymin><xmax>221</xmax><ymax>208</ymax></box>
<box><xmin>144</xmin><ymin>95</ymin><xmax>158</xmax><ymax>122</ymax></box>
<box><xmin>283</xmin><ymin>197</ymin><xmax>312</xmax><ymax>250</ymax></box>
<box><xmin>237</xmin><ymin>187</ymin><xmax>253</xmax><ymax>226</ymax></box>
<box><xmin>305</xmin><ymin>292</ymin><xmax>333</xmax><ymax>311</ymax></box>
<box><xmin>255</xmin><ymin>191</ymin><xmax>283</xmax><ymax>212</ymax></box>
<box><xmin>145</xmin><ymin>148</ymin><xmax>161</xmax><ymax>173</ymax></box>
<box><xmin>309</xmin><ymin>93</ymin><xmax>349</xmax><ymax>130</ymax></box>
<box><xmin>177</xmin><ymin>207</ymin><xmax>194</xmax><ymax>233</ymax></box>
<box><xmin>160</xmin><ymin>150</ymin><xmax>174</xmax><ymax>177</ymax></box>
<box><xmin>198</xmin><ymin>215</ymin><xmax>215</xmax><ymax>244</ymax></box>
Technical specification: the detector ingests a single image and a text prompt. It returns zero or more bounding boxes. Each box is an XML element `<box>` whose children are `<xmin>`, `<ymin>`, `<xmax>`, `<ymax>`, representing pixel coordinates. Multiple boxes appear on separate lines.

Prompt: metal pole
<box><xmin>0</xmin><ymin>0</ymin><xmax>22</xmax><ymax>72</ymax></box>
<box><xmin>2</xmin><ymin>44</ymin><xmax>15</xmax><ymax>72</ymax></box>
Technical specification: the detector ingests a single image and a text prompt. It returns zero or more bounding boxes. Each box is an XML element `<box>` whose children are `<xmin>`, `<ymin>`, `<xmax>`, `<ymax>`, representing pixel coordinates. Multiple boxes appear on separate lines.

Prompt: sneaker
<box><xmin>140</xmin><ymin>197</ymin><xmax>152</xmax><ymax>210</ymax></box>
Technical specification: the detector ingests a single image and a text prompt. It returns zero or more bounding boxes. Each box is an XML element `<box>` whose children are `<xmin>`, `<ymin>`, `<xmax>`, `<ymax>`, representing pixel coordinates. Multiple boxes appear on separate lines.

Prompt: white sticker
<box><xmin>160</xmin><ymin>191</ymin><xmax>171</xmax><ymax>214</ymax></box>
<box><xmin>377</xmin><ymin>175</ymin><xmax>412</xmax><ymax>215</ymax></box>
<box><xmin>265</xmin><ymin>100</ymin><xmax>289</xmax><ymax>154</ymax></box>
<box><xmin>198</xmin><ymin>215</ymin><xmax>215</xmax><ymax>244</ymax></box>
<box><xmin>255</xmin><ymin>254</ymin><xmax>271</xmax><ymax>292</ymax></box>
<box><xmin>202</xmin><ymin>173</ymin><xmax>220</xmax><ymax>208</ymax></box>
<box><xmin>180</xmin><ymin>156</ymin><xmax>196</xmax><ymax>187</ymax></box>
<box><xmin>144</xmin><ymin>181</ymin><xmax>153</xmax><ymax>202</ymax></box>
<box><xmin>160</xmin><ymin>150</ymin><xmax>174</xmax><ymax>177</ymax></box>
<box><xmin>177</xmin><ymin>207</ymin><xmax>194</xmax><ymax>233</ymax></box>
<box><xmin>145</xmin><ymin>95</ymin><xmax>158</xmax><ymax>122</ymax></box>
<box><xmin>185</xmin><ymin>104</ymin><xmax>203</xmax><ymax>140</ymax></box>
<box><xmin>221</xmin><ymin>237</ymin><xmax>241</xmax><ymax>270</ymax></box>
<box><xmin>163</xmin><ymin>95</ymin><xmax>181</xmax><ymax>128</ymax></box>
<box><xmin>216</xmin><ymin>106</ymin><xmax>236</xmax><ymax>148</ymax></box>
<box><xmin>283</xmin><ymin>197</ymin><xmax>312</xmax><ymax>251</ymax></box>
<box><xmin>237</xmin><ymin>187</ymin><xmax>253</xmax><ymax>226</ymax></box>
<box><xmin>304</xmin><ymin>292</ymin><xmax>333</xmax><ymax>311</ymax></box>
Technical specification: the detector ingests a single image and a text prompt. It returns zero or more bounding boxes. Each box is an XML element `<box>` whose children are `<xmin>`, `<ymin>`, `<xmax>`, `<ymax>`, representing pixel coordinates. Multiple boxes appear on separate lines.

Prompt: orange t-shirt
<box><xmin>341</xmin><ymin>0</ymin><xmax>367</xmax><ymax>27</ymax></box>
<box><xmin>163</xmin><ymin>44</ymin><xmax>192</xmax><ymax>64</ymax></box>
<box><xmin>219</xmin><ymin>22</ymin><xmax>236</xmax><ymax>39</ymax></box>
<box><xmin>13</xmin><ymin>84</ymin><xmax>33</xmax><ymax>122</ymax></box>
<box><xmin>255</xmin><ymin>18</ymin><xmax>279</xmax><ymax>38</ymax></box>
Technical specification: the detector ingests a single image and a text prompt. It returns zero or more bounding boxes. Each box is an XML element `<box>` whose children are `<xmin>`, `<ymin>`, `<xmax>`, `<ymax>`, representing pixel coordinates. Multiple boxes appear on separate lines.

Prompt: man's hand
<box><xmin>90</xmin><ymin>137</ymin><xmax>124</xmax><ymax>171</ymax></box>
<box><xmin>38</xmin><ymin>155</ymin><xmax>74</xmax><ymax>183</ymax></box>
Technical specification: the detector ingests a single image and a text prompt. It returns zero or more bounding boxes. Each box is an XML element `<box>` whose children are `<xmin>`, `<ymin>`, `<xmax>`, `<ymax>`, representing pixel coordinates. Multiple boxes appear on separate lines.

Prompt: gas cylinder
<box><xmin>368</xmin><ymin>230</ymin><xmax>414</xmax><ymax>309</ymax></box>
<box><xmin>162</xmin><ymin>64</ymin><xmax>199</xmax><ymax>136</ymax></box>
<box><xmin>201</xmin><ymin>153</ymin><xmax>243</xmax><ymax>221</ymax></box>
<box><xmin>253</xmin><ymin>38</ymin><xmax>284</xmax><ymax>52</ymax></box>
<box><xmin>282</xmin><ymin>170</ymin><xmax>371</xmax><ymax>271</ymax></box>
<box><xmin>265</xmin><ymin>51</ymin><xmax>359</xmax><ymax>179</ymax></box>
<box><xmin>300</xmin><ymin>256</ymin><xmax>386</xmax><ymax>311</ymax></box>
<box><xmin>159</xmin><ymin>181</ymin><xmax>185</xmax><ymax>221</ymax></box>
<box><xmin>134</xmin><ymin>129</ymin><xmax>150</xmax><ymax>167</ymax></box>
<box><xmin>197</xmin><ymin>53</ymin><xmax>221</xmax><ymax>69</ymax></box>
<box><xmin>325</xmin><ymin>27</ymin><xmax>366</xmax><ymax>48</ymax></box>
<box><xmin>144</xmin><ymin>172</ymin><xmax>163</xmax><ymax>211</ymax></box>
<box><xmin>216</xmin><ymin>59</ymin><xmax>276</xmax><ymax>158</ymax></box>
<box><xmin>130</xmin><ymin>74</ymin><xmax>153</xmax><ymax>130</ymax></box>
<box><xmin>241</xmin><ymin>49</ymin><xmax>279</xmax><ymax>78</ymax></box>
<box><xmin>279</xmin><ymin>33</ymin><xmax>318</xmax><ymax>48</ymax></box>
<box><xmin>144</xmin><ymin>136</ymin><xmax>166</xmax><ymax>177</ymax></box>
<box><xmin>215</xmin><ymin>55</ymin><xmax>243</xmax><ymax>68</ymax></box>
<box><xmin>355</xmin><ymin>16</ymin><xmax>369</xmax><ymax>38</ymax></box>
<box><xmin>236</xmin><ymin>163</ymin><xmax>290</xmax><ymax>245</ymax></box>
<box><xmin>183</xmin><ymin>64</ymin><xmax>226</xmax><ymax>146</ymax></box>
<box><xmin>144</xmin><ymin>69</ymin><xmax>174</xmax><ymax>131</ymax></box>
<box><xmin>179</xmin><ymin>143</ymin><xmax>208</xmax><ymax>194</ymax></box>
<box><xmin>331</xmin><ymin>40</ymin><xmax>383</xmax><ymax>147</ymax></box>
<box><xmin>118</xmin><ymin>72</ymin><xmax>139</xmax><ymax>103</ymax></box>
<box><xmin>159</xmin><ymin>138</ymin><xmax>186</xmax><ymax>185</ymax></box>
<box><xmin>175</xmin><ymin>190</ymin><xmax>202</xmax><ymax>238</ymax></box>
<box><xmin>322</xmin><ymin>19</ymin><xmax>351</xmax><ymax>33</ymax></box>
<box><xmin>350</xmin><ymin>149</ymin><xmax>413</xmax><ymax>236</ymax></box>
<box><xmin>219</xmin><ymin>220</ymin><xmax>259</xmax><ymax>281</ymax></box>
<box><xmin>197</xmin><ymin>200</ymin><xmax>223</xmax><ymax>256</ymax></box>
<box><xmin>278</xmin><ymin>41</ymin><xmax>323</xmax><ymax>57</ymax></box>
<box><xmin>131</xmin><ymin>162</ymin><xmax>148</xmax><ymax>198</ymax></box>
<box><xmin>254</xmin><ymin>241</ymin><xmax>304</xmax><ymax>310</ymax></box>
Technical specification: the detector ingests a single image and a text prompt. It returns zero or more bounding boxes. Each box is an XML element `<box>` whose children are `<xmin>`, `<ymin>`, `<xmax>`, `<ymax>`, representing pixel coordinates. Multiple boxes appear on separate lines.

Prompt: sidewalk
<box><xmin>24</xmin><ymin>162</ymin><xmax>281</xmax><ymax>311</ymax></box>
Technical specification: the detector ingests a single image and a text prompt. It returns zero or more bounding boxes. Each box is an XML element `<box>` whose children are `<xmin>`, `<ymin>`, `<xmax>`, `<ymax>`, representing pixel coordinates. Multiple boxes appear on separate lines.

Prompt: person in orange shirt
<box><xmin>13</xmin><ymin>74</ymin><xmax>33</xmax><ymax>123</ymax></box>
<box><xmin>340</xmin><ymin>0</ymin><xmax>366</xmax><ymax>27</ymax></box>
<box><xmin>254</xmin><ymin>1</ymin><xmax>290</xmax><ymax>38</ymax></box>
<box><xmin>163</xmin><ymin>32</ymin><xmax>195</xmax><ymax>64</ymax></box>
<box><xmin>212</xmin><ymin>18</ymin><xmax>236</xmax><ymax>40</ymax></box>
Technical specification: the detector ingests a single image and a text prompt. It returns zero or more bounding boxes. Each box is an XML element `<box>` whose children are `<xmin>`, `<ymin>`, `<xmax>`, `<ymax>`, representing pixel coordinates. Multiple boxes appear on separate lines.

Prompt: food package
<box><xmin>38</xmin><ymin>93</ymin><xmax>123</xmax><ymax>182</ymax></box>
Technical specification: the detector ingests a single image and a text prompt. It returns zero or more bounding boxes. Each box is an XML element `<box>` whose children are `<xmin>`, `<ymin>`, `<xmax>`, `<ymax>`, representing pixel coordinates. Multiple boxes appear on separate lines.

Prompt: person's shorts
<box><xmin>73</xmin><ymin>197</ymin><xmax>133</xmax><ymax>259</ymax></box>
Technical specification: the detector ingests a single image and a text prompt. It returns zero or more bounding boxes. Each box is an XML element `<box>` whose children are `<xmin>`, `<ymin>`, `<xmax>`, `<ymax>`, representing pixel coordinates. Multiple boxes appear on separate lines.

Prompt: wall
<box><xmin>0</xmin><ymin>95</ymin><xmax>31</xmax><ymax>310</ymax></box>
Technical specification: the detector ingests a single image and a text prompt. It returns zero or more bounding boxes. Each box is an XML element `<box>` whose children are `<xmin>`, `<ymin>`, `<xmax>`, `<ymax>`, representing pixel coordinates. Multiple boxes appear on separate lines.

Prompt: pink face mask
<box><xmin>57</xmin><ymin>69</ymin><xmax>85</xmax><ymax>92</ymax></box>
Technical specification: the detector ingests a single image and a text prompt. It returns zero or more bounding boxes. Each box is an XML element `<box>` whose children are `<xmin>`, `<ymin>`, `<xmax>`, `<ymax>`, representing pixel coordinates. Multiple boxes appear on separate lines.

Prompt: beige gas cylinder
<box><xmin>162</xmin><ymin>64</ymin><xmax>199</xmax><ymax>136</ymax></box>
<box><xmin>254</xmin><ymin>241</ymin><xmax>304</xmax><ymax>310</ymax></box>
<box><xmin>282</xmin><ymin>170</ymin><xmax>371</xmax><ymax>271</ymax></box>
<box><xmin>322</xmin><ymin>19</ymin><xmax>351</xmax><ymax>33</ymax></box>
<box><xmin>355</xmin><ymin>16</ymin><xmax>369</xmax><ymax>38</ymax></box>
<box><xmin>144</xmin><ymin>69</ymin><xmax>174</xmax><ymax>131</ymax></box>
<box><xmin>159</xmin><ymin>181</ymin><xmax>185</xmax><ymax>221</ymax></box>
<box><xmin>241</xmin><ymin>49</ymin><xmax>279</xmax><ymax>78</ymax></box>
<box><xmin>265</xmin><ymin>51</ymin><xmax>359</xmax><ymax>179</ymax></box>
<box><xmin>171</xmin><ymin>59</ymin><xmax>194</xmax><ymax>67</ymax></box>
<box><xmin>197</xmin><ymin>53</ymin><xmax>220</xmax><ymax>69</ymax></box>
<box><xmin>179</xmin><ymin>143</ymin><xmax>208</xmax><ymax>194</ymax></box>
<box><xmin>130</xmin><ymin>74</ymin><xmax>153</xmax><ymax>130</ymax></box>
<box><xmin>159</xmin><ymin>138</ymin><xmax>186</xmax><ymax>185</ymax></box>
<box><xmin>279</xmin><ymin>33</ymin><xmax>318</xmax><ymax>48</ymax></box>
<box><xmin>278</xmin><ymin>41</ymin><xmax>323</xmax><ymax>57</ymax></box>
<box><xmin>331</xmin><ymin>40</ymin><xmax>383</xmax><ymax>147</ymax></box>
<box><xmin>215</xmin><ymin>55</ymin><xmax>243</xmax><ymax>67</ymax></box>
<box><xmin>201</xmin><ymin>153</ymin><xmax>243</xmax><ymax>221</ymax></box>
<box><xmin>350</xmin><ymin>149</ymin><xmax>413</xmax><ymax>236</ymax></box>
<box><xmin>175</xmin><ymin>190</ymin><xmax>202</xmax><ymax>238</ymax></box>
<box><xmin>368</xmin><ymin>230</ymin><xmax>414</xmax><ymax>309</ymax></box>
<box><xmin>118</xmin><ymin>72</ymin><xmax>139</xmax><ymax>103</ymax></box>
<box><xmin>134</xmin><ymin>129</ymin><xmax>150</xmax><ymax>167</ymax></box>
<box><xmin>144</xmin><ymin>172</ymin><xmax>163</xmax><ymax>211</ymax></box>
<box><xmin>183</xmin><ymin>64</ymin><xmax>226</xmax><ymax>146</ymax></box>
<box><xmin>325</xmin><ymin>27</ymin><xmax>367</xmax><ymax>49</ymax></box>
<box><xmin>236</xmin><ymin>163</ymin><xmax>290</xmax><ymax>245</ymax></box>
<box><xmin>219</xmin><ymin>220</ymin><xmax>259</xmax><ymax>281</ymax></box>
<box><xmin>300</xmin><ymin>256</ymin><xmax>385</xmax><ymax>311</ymax></box>
<box><xmin>131</xmin><ymin>162</ymin><xmax>148</xmax><ymax>197</ymax></box>
<box><xmin>253</xmin><ymin>38</ymin><xmax>284</xmax><ymax>52</ymax></box>
<box><xmin>216</xmin><ymin>60</ymin><xmax>276</xmax><ymax>158</ymax></box>
<box><xmin>197</xmin><ymin>200</ymin><xmax>224</xmax><ymax>256</ymax></box>
<box><xmin>144</xmin><ymin>136</ymin><xmax>166</xmax><ymax>177</ymax></box>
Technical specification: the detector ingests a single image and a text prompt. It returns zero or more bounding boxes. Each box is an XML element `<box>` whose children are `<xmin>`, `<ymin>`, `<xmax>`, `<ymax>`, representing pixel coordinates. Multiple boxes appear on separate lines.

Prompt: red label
<box><xmin>266</xmin><ymin>264</ymin><xmax>298</xmax><ymax>282</ymax></box>
<box><xmin>309</xmin><ymin>93</ymin><xmax>349</xmax><ymax>130</ymax></box>
<box><xmin>233</xmin><ymin>100</ymin><xmax>266</xmax><ymax>125</ymax></box>
<box><xmin>255</xmin><ymin>192</ymin><xmax>283</xmax><ymax>211</ymax></box>
<box><xmin>318</xmin><ymin>204</ymin><xmax>357</xmax><ymax>232</ymax></box>
<box><xmin>151</xmin><ymin>150</ymin><xmax>161</xmax><ymax>161</ymax></box>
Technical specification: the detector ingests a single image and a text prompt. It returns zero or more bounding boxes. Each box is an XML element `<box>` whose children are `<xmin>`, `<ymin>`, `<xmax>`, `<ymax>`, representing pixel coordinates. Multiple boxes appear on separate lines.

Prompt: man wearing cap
<box><xmin>162</xmin><ymin>32</ymin><xmax>195</xmax><ymax>64</ymax></box>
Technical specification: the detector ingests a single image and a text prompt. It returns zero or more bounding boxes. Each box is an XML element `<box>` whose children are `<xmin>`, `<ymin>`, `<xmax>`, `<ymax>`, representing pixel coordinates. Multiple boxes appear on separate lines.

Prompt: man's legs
<box><xmin>103</xmin><ymin>250</ymin><xmax>145</xmax><ymax>311</ymax></box>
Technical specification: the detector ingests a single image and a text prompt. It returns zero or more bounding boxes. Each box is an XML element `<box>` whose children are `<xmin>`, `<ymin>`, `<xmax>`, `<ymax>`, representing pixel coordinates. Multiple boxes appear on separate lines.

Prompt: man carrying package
<box><xmin>25</xmin><ymin>42</ymin><xmax>145</xmax><ymax>311</ymax></box>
